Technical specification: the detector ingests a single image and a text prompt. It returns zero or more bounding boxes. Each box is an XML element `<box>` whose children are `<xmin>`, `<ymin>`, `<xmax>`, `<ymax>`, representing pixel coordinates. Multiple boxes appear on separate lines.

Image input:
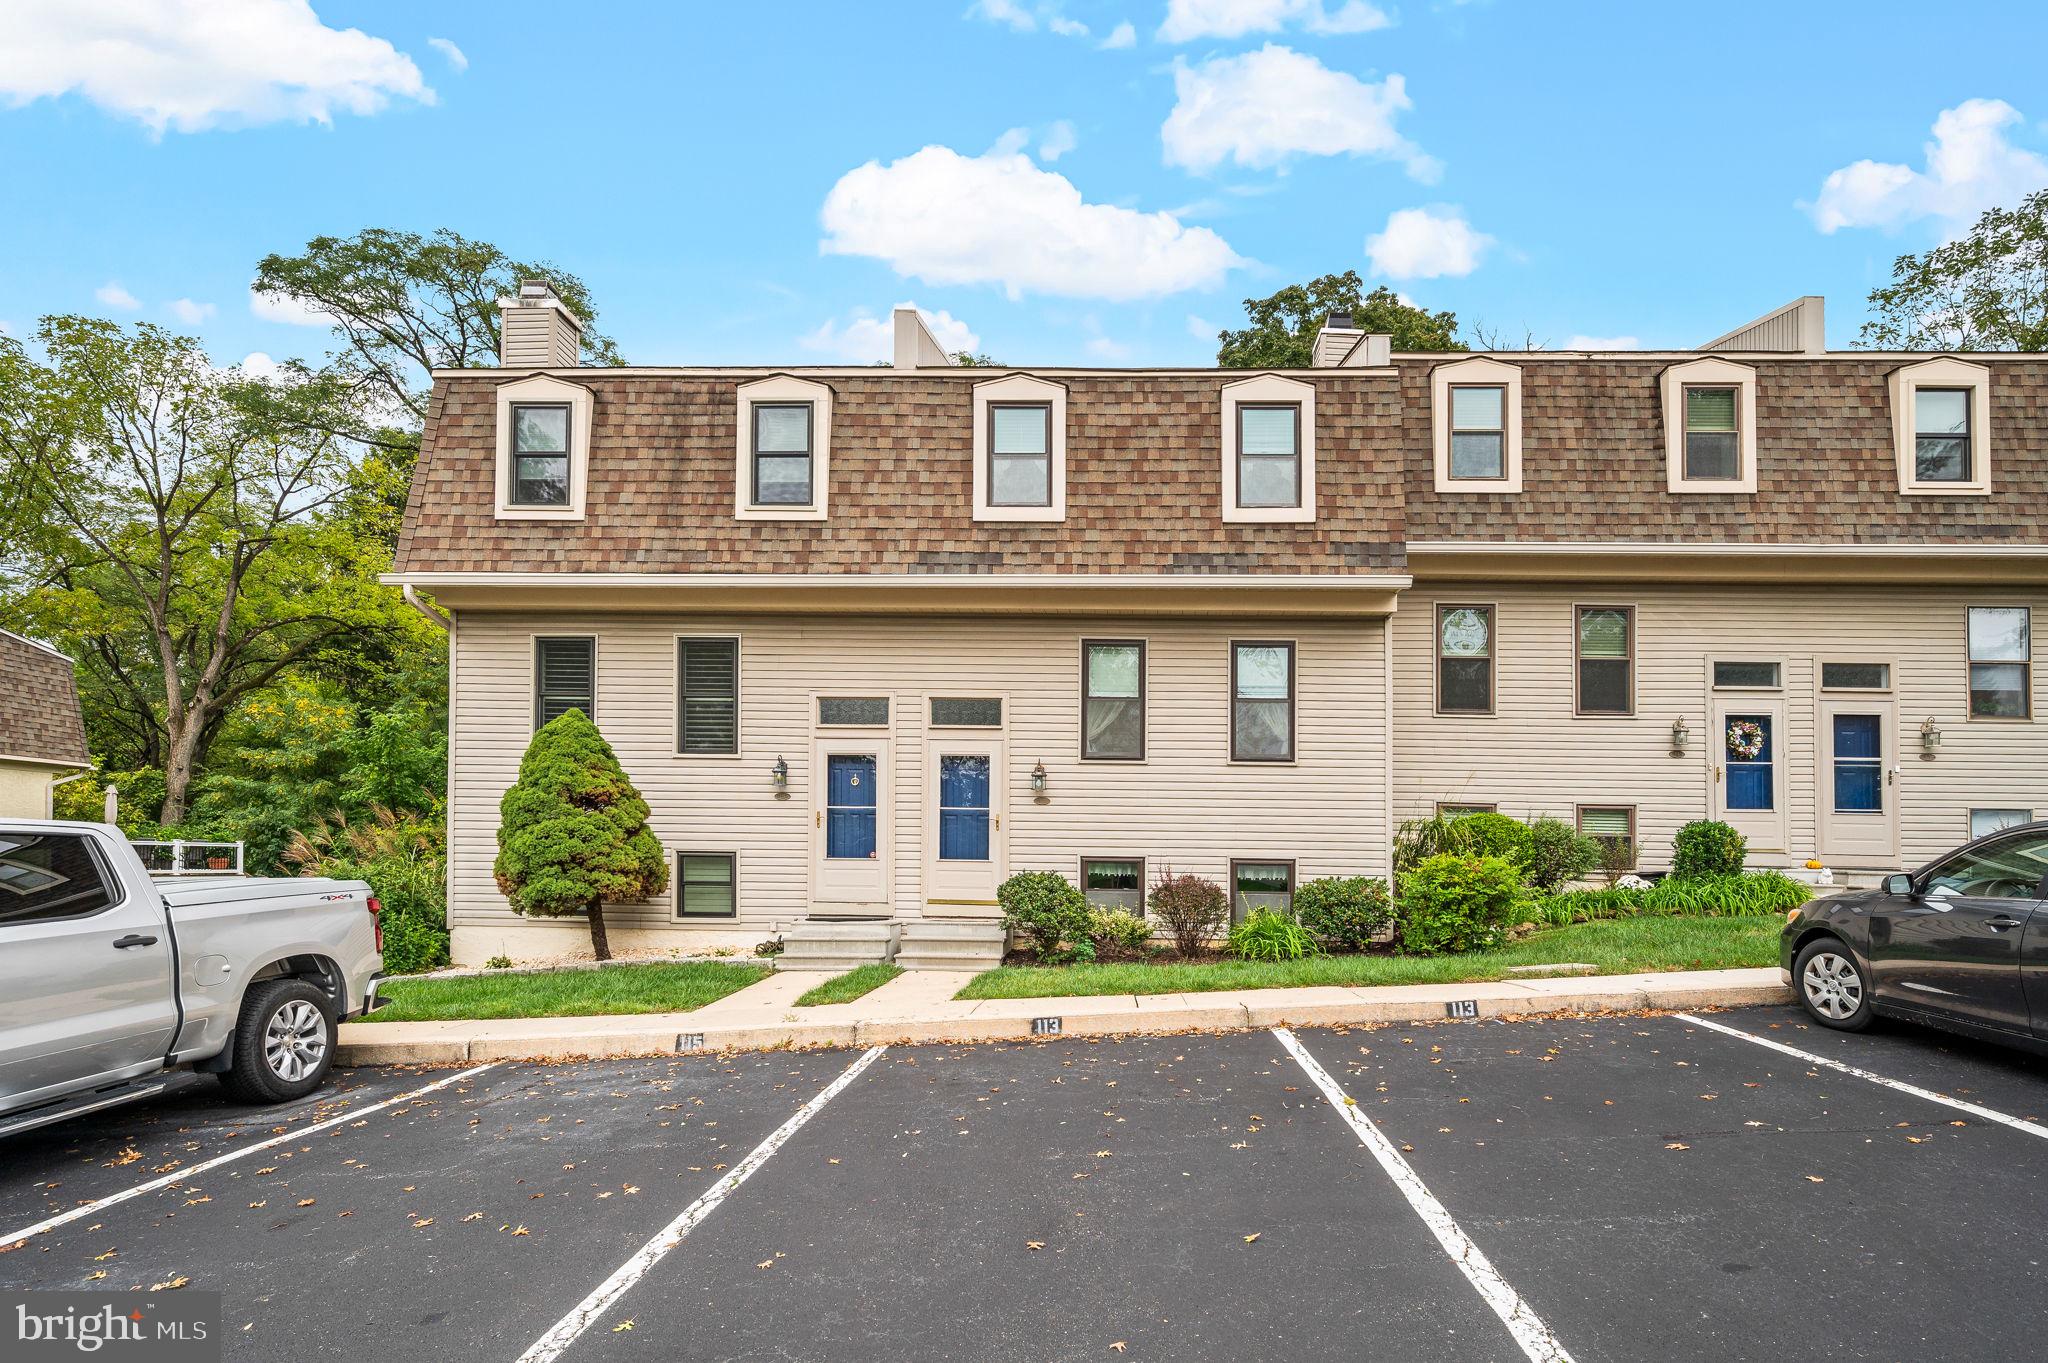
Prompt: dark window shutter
<box><xmin>679</xmin><ymin>638</ymin><xmax>739</xmax><ymax>754</ymax></box>
<box><xmin>535</xmin><ymin>638</ymin><xmax>595</xmax><ymax>726</ymax></box>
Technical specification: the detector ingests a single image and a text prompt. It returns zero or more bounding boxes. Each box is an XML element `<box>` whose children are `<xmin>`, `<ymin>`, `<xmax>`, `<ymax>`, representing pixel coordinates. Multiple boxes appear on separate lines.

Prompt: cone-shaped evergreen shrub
<box><xmin>493</xmin><ymin>709</ymin><xmax>667</xmax><ymax>961</ymax></box>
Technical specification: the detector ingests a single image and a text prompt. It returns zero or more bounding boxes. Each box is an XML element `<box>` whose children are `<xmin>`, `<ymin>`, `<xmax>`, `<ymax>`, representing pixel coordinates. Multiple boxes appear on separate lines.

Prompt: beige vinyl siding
<box><xmin>1394</xmin><ymin>584</ymin><xmax>2047</xmax><ymax>871</ymax></box>
<box><xmin>448</xmin><ymin>613</ymin><xmax>1390</xmax><ymax>950</ymax></box>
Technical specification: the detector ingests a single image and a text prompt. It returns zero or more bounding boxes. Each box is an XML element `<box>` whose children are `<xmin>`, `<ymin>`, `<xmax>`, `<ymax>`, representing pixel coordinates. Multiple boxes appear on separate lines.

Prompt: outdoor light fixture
<box><xmin>1919</xmin><ymin>717</ymin><xmax>1942</xmax><ymax>760</ymax></box>
<box><xmin>770</xmin><ymin>754</ymin><xmax>789</xmax><ymax>796</ymax></box>
<box><xmin>1031</xmin><ymin>760</ymin><xmax>1049</xmax><ymax>803</ymax></box>
<box><xmin>1669</xmin><ymin>717</ymin><xmax>1690</xmax><ymax>758</ymax></box>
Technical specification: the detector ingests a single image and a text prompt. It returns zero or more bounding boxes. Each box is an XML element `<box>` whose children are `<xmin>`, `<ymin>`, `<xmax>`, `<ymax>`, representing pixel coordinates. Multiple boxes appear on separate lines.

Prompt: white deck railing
<box><xmin>131</xmin><ymin>839</ymin><xmax>245</xmax><ymax>876</ymax></box>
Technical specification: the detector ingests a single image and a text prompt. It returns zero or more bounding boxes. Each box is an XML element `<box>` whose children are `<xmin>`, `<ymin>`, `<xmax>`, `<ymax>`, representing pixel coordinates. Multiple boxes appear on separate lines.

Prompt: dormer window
<box><xmin>1889</xmin><ymin>359</ymin><xmax>1991</xmax><ymax>495</ymax></box>
<box><xmin>494</xmin><ymin>375</ymin><xmax>593</xmax><ymax>520</ymax></box>
<box><xmin>972</xmin><ymin>374</ymin><xmax>1067</xmax><ymax>522</ymax></box>
<box><xmin>1450</xmin><ymin>387</ymin><xmax>1505</xmax><ymax>478</ymax></box>
<box><xmin>1661</xmin><ymin>356</ymin><xmax>1756</xmax><ymax>494</ymax></box>
<box><xmin>1220</xmin><ymin>374</ymin><xmax>1316</xmax><ymax>523</ymax></box>
<box><xmin>751</xmin><ymin>403</ymin><xmax>814</xmax><ymax>506</ymax></box>
<box><xmin>1430</xmin><ymin>356</ymin><xmax>1523</xmax><ymax>492</ymax></box>
<box><xmin>1235</xmin><ymin>405</ymin><xmax>1301</xmax><ymax>508</ymax></box>
<box><xmin>510</xmin><ymin>404</ymin><xmax>571</xmax><ymax>507</ymax></box>
<box><xmin>736</xmin><ymin>375</ymin><xmax>832</xmax><ymax>521</ymax></box>
<box><xmin>988</xmin><ymin>403</ymin><xmax>1052</xmax><ymax>507</ymax></box>
<box><xmin>1683</xmin><ymin>387</ymin><xmax>1739</xmax><ymax>481</ymax></box>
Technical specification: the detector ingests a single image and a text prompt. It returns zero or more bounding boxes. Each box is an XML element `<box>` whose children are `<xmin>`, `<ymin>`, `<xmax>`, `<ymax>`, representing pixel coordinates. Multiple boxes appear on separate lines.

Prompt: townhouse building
<box><xmin>387</xmin><ymin>286</ymin><xmax>2048</xmax><ymax>966</ymax></box>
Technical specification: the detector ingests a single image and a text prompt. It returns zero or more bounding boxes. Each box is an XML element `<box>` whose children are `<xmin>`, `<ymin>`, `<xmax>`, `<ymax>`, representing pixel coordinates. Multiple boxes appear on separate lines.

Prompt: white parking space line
<box><xmin>1673</xmin><ymin>1012</ymin><xmax>2048</xmax><ymax>1141</ymax></box>
<box><xmin>1274</xmin><ymin>1028</ymin><xmax>1576</xmax><ymax>1363</ymax></box>
<box><xmin>516</xmin><ymin>1044</ymin><xmax>888</xmax><ymax>1363</ymax></box>
<box><xmin>0</xmin><ymin>1062</ymin><xmax>500</xmax><ymax>1248</ymax></box>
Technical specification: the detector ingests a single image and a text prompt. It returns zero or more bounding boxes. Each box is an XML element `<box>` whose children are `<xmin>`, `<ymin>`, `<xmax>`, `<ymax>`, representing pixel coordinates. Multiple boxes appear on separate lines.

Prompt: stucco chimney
<box><xmin>892</xmin><ymin>305</ymin><xmax>959</xmax><ymax>369</ymax></box>
<box><xmin>498</xmin><ymin>279</ymin><xmax>584</xmax><ymax>368</ymax></box>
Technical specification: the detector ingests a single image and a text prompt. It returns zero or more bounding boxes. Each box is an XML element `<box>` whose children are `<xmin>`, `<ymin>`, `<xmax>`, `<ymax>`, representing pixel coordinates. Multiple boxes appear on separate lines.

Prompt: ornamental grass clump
<box><xmin>493</xmin><ymin>709</ymin><xmax>667</xmax><ymax>961</ymax></box>
<box><xmin>1227</xmin><ymin>908</ymin><xmax>1322</xmax><ymax>962</ymax></box>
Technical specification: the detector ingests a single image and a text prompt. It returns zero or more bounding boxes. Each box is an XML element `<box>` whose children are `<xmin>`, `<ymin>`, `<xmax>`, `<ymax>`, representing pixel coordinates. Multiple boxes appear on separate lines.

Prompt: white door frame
<box><xmin>1709</xmin><ymin>695</ymin><xmax>1789</xmax><ymax>854</ymax></box>
<box><xmin>1815</xmin><ymin>693</ymin><xmax>1900</xmax><ymax>865</ymax></box>
<box><xmin>810</xmin><ymin>738</ymin><xmax>892</xmax><ymax>913</ymax></box>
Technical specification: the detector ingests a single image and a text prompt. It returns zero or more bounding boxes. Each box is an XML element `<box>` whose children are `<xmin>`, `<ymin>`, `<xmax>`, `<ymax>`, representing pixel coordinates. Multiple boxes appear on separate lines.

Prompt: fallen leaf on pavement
<box><xmin>1243</xmin><ymin>1233</ymin><xmax>1261</xmax><ymax>1244</ymax></box>
<box><xmin>1664</xmin><ymin>1143</ymin><xmax>1690</xmax><ymax>1151</ymax></box>
<box><xmin>149</xmin><ymin>1276</ymin><xmax>190</xmax><ymax>1292</ymax></box>
<box><xmin>1026</xmin><ymin>1242</ymin><xmax>1045</xmax><ymax>1251</ymax></box>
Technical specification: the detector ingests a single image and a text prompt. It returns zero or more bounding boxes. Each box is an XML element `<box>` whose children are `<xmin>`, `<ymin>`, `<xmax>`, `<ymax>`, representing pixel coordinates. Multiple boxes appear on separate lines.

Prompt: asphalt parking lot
<box><xmin>3</xmin><ymin>1005</ymin><xmax>2044</xmax><ymax>1363</ymax></box>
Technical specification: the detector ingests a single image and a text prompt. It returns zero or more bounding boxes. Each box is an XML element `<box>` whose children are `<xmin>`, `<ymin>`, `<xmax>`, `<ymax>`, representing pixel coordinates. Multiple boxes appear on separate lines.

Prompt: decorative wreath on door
<box><xmin>1725</xmin><ymin>720</ymin><xmax>1765</xmax><ymax>761</ymax></box>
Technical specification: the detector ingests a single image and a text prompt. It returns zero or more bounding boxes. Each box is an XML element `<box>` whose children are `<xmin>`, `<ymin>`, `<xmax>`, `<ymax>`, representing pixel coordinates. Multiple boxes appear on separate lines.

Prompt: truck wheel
<box><xmin>219</xmin><ymin>979</ymin><xmax>337</xmax><ymax>1104</ymax></box>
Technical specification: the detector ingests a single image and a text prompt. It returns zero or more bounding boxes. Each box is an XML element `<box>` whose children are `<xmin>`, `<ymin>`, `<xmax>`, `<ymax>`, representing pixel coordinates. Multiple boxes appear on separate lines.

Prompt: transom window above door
<box><xmin>1712</xmin><ymin>660</ymin><xmax>1781</xmax><ymax>690</ymax></box>
<box><xmin>818</xmin><ymin>696</ymin><xmax>889</xmax><ymax>727</ymax></box>
<box><xmin>930</xmin><ymin>697</ymin><xmax>1003</xmax><ymax>728</ymax></box>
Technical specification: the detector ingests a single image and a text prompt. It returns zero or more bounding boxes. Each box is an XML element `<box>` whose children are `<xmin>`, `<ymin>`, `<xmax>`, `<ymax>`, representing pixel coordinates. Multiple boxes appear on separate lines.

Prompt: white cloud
<box><xmin>95</xmin><ymin>280</ymin><xmax>141</xmax><ymax>310</ymax></box>
<box><xmin>1807</xmin><ymin>99</ymin><xmax>2048</xmax><ymax>236</ymax></box>
<box><xmin>1039</xmin><ymin>120</ymin><xmax>1077</xmax><ymax>162</ymax></box>
<box><xmin>0</xmin><ymin>0</ymin><xmax>432</xmax><ymax>135</ymax></box>
<box><xmin>1565</xmin><ymin>334</ymin><xmax>1639</xmax><ymax>351</ymax></box>
<box><xmin>821</xmin><ymin>143</ymin><xmax>1243</xmax><ymax>301</ymax></box>
<box><xmin>968</xmin><ymin>0</ymin><xmax>1087</xmax><ymax>36</ymax></box>
<box><xmin>1162</xmin><ymin>46</ymin><xmax>1436</xmax><ymax>180</ymax></box>
<box><xmin>1084</xmin><ymin>336</ymin><xmax>1131</xmax><ymax>360</ymax></box>
<box><xmin>1158</xmin><ymin>0</ymin><xmax>1392</xmax><ymax>42</ymax></box>
<box><xmin>1187</xmin><ymin>314</ymin><xmax>1218</xmax><ymax>340</ymax></box>
<box><xmin>248</xmin><ymin>284</ymin><xmax>331</xmax><ymax>326</ymax></box>
<box><xmin>1364</xmin><ymin>205</ymin><xmax>1494</xmax><ymax>280</ymax></box>
<box><xmin>1100</xmin><ymin>21</ymin><xmax>1136</xmax><ymax>48</ymax></box>
<box><xmin>1048</xmin><ymin>14</ymin><xmax>1089</xmax><ymax>36</ymax></box>
<box><xmin>237</xmin><ymin>350</ymin><xmax>281</xmax><ymax>378</ymax></box>
<box><xmin>426</xmin><ymin>37</ymin><xmax>467</xmax><ymax>72</ymax></box>
<box><xmin>168</xmin><ymin>298</ymin><xmax>215</xmax><ymax>325</ymax></box>
<box><xmin>800</xmin><ymin>302</ymin><xmax>979</xmax><ymax>362</ymax></box>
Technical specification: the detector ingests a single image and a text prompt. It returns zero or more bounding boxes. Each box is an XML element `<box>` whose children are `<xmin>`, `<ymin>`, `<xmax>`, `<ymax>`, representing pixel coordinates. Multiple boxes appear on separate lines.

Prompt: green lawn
<box><xmin>955</xmin><ymin>915</ymin><xmax>1781</xmax><ymax>1001</ymax></box>
<box><xmin>794</xmin><ymin>962</ymin><xmax>904</xmax><ymax>1007</ymax></box>
<box><xmin>366</xmin><ymin>961</ymin><xmax>770</xmax><ymax>1022</ymax></box>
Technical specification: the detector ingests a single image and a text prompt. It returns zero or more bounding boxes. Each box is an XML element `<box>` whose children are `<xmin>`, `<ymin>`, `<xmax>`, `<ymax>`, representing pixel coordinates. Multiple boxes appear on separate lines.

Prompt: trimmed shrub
<box><xmin>998</xmin><ymin>871</ymin><xmax>1093</xmax><ymax>963</ymax></box>
<box><xmin>1294</xmin><ymin>876</ymin><xmax>1393</xmax><ymax>952</ymax></box>
<box><xmin>1673</xmin><ymin>820</ymin><xmax>1747</xmax><ymax>879</ymax></box>
<box><xmin>493</xmin><ymin>710</ymin><xmax>668</xmax><ymax>961</ymax></box>
<box><xmin>1148</xmin><ymin>870</ymin><xmax>1229</xmax><ymax>957</ymax></box>
<box><xmin>1450</xmin><ymin>812</ymin><xmax>1534</xmax><ymax>867</ymax></box>
<box><xmin>1522</xmin><ymin>817</ymin><xmax>1602</xmax><ymax>892</ymax></box>
<box><xmin>1227</xmin><ymin>909</ymin><xmax>1322</xmax><ymax>962</ymax></box>
<box><xmin>1398</xmin><ymin>854</ymin><xmax>1526</xmax><ymax>955</ymax></box>
<box><xmin>1088</xmin><ymin>908</ymin><xmax>1154</xmax><ymax>958</ymax></box>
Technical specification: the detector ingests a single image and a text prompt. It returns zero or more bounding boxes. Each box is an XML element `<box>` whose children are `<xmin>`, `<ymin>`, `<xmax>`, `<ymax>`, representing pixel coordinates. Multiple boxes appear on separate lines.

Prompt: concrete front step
<box><xmin>776</xmin><ymin>918</ymin><xmax>896</xmax><ymax>972</ymax></box>
<box><xmin>895</xmin><ymin>919</ymin><xmax>1006</xmax><ymax>972</ymax></box>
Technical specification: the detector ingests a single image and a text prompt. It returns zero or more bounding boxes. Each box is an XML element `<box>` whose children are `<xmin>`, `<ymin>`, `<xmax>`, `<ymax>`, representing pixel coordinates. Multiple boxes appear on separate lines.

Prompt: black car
<box><xmin>1780</xmin><ymin>821</ymin><xmax>2048</xmax><ymax>1052</ymax></box>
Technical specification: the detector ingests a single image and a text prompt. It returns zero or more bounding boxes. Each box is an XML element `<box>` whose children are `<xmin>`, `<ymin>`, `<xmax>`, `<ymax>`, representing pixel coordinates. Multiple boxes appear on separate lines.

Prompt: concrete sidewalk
<box><xmin>335</xmin><ymin>966</ymin><xmax>1793</xmax><ymax>1065</ymax></box>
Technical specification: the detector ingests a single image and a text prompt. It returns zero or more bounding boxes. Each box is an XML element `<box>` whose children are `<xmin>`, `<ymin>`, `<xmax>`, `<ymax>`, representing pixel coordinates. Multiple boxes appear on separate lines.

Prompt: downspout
<box><xmin>47</xmin><ymin>768</ymin><xmax>90</xmax><ymax>822</ymax></box>
<box><xmin>1383</xmin><ymin>614</ymin><xmax>1396</xmax><ymax>886</ymax></box>
<box><xmin>402</xmin><ymin>584</ymin><xmax>451</xmax><ymax>631</ymax></box>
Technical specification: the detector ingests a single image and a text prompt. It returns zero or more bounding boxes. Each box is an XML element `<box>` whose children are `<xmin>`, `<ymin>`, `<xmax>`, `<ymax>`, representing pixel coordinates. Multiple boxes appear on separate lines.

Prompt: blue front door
<box><xmin>826</xmin><ymin>755</ymin><xmax>877</xmax><ymax>859</ymax></box>
<box><xmin>1726</xmin><ymin>713</ymin><xmax>1774</xmax><ymax>811</ymax></box>
<box><xmin>938</xmin><ymin>754</ymin><xmax>991</xmax><ymax>862</ymax></box>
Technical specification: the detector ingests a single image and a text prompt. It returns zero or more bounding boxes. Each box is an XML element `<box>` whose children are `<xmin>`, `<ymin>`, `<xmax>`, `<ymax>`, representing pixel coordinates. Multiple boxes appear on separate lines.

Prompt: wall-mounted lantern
<box><xmin>1669</xmin><ymin>717</ymin><xmax>1690</xmax><ymax>758</ymax></box>
<box><xmin>1919</xmin><ymin>717</ymin><xmax>1942</xmax><ymax>760</ymax></box>
<box><xmin>1031</xmin><ymin>760</ymin><xmax>1049</xmax><ymax>804</ymax></box>
<box><xmin>770</xmin><ymin>754</ymin><xmax>790</xmax><ymax>797</ymax></box>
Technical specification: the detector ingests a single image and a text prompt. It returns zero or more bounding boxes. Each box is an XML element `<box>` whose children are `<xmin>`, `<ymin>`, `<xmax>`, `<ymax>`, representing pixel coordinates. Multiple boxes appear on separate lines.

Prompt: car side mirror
<box><xmin>1881</xmin><ymin>873</ymin><xmax>1915</xmax><ymax>897</ymax></box>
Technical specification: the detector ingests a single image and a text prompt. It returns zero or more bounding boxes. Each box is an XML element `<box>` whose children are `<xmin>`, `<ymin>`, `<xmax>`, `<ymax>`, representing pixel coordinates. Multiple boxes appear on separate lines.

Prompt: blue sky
<box><xmin>6</xmin><ymin>0</ymin><xmax>2048</xmax><ymax>369</ymax></box>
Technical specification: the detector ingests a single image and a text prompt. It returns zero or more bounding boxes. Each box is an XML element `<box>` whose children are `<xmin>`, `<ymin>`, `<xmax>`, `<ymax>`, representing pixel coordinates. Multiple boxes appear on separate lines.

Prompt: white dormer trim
<box><xmin>1221</xmin><ymin>374</ymin><xmax>1316</xmax><ymax>524</ymax></box>
<box><xmin>1661</xmin><ymin>356</ymin><xmax>1758</xmax><ymax>495</ymax></box>
<box><xmin>971</xmin><ymin>373</ymin><xmax>1067</xmax><ymax>523</ymax></box>
<box><xmin>1430</xmin><ymin>356</ymin><xmax>1524</xmax><ymax>493</ymax></box>
<box><xmin>494</xmin><ymin>374</ymin><xmax>595</xmax><ymax>521</ymax></box>
<box><xmin>1890</xmin><ymin>357</ymin><xmax>1992</xmax><ymax>497</ymax></box>
<box><xmin>735</xmin><ymin>374</ymin><xmax>832</xmax><ymax>522</ymax></box>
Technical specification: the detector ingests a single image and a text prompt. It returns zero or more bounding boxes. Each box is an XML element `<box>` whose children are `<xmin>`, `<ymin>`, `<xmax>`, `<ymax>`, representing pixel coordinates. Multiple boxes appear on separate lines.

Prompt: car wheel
<box><xmin>219</xmin><ymin>979</ymin><xmax>337</xmax><ymax>1103</ymax></box>
<box><xmin>1794</xmin><ymin>937</ymin><xmax>1874</xmax><ymax>1032</ymax></box>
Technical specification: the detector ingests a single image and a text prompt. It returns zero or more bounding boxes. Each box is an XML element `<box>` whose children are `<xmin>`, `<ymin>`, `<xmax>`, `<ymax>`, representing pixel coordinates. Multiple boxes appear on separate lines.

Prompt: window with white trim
<box><xmin>1575</xmin><ymin>606</ymin><xmax>1633</xmax><ymax>716</ymax></box>
<box><xmin>1971</xmin><ymin>808</ymin><xmax>2032</xmax><ymax>840</ymax></box>
<box><xmin>1221</xmin><ymin>374</ymin><xmax>1315</xmax><ymax>523</ymax></box>
<box><xmin>1430</xmin><ymin>356</ymin><xmax>1523</xmax><ymax>491</ymax></box>
<box><xmin>1660</xmin><ymin>357</ymin><xmax>1757</xmax><ymax>493</ymax></box>
<box><xmin>736</xmin><ymin>375</ymin><xmax>831</xmax><ymax>520</ymax></box>
<box><xmin>1890</xmin><ymin>357</ymin><xmax>1992</xmax><ymax>495</ymax></box>
<box><xmin>972</xmin><ymin>374</ymin><xmax>1066</xmax><ymax>522</ymax></box>
<box><xmin>495</xmin><ymin>375</ymin><xmax>594</xmax><ymax>520</ymax></box>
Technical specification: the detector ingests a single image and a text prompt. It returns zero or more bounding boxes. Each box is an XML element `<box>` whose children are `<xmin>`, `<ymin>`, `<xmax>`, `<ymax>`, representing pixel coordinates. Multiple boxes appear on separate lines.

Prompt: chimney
<box><xmin>1312</xmin><ymin>315</ymin><xmax>1391</xmax><ymax>368</ymax></box>
<box><xmin>498</xmin><ymin>279</ymin><xmax>584</xmax><ymax>368</ymax></box>
<box><xmin>1698</xmin><ymin>295</ymin><xmax>1826</xmax><ymax>355</ymax></box>
<box><xmin>892</xmin><ymin>305</ymin><xmax>960</xmax><ymax>368</ymax></box>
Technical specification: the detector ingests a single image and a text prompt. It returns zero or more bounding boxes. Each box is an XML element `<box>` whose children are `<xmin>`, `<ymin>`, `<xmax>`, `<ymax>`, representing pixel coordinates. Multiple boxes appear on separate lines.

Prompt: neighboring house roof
<box><xmin>0</xmin><ymin>629</ymin><xmax>90</xmax><ymax>767</ymax></box>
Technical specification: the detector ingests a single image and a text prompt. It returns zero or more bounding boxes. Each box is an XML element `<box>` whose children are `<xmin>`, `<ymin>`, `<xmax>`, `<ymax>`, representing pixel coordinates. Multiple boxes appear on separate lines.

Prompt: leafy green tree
<box><xmin>1216</xmin><ymin>271</ymin><xmax>1462</xmax><ymax>366</ymax></box>
<box><xmin>494</xmin><ymin>710</ymin><xmax>667</xmax><ymax>961</ymax></box>
<box><xmin>1859</xmin><ymin>190</ymin><xmax>2048</xmax><ymax>351</ymax></box>
<box><xmin>950</xmin><ymin>351</ymin><xmax>1003</xmax><ymax>366</ymax></box>
<box><xmin>252</xmin><ymin>227</ymin><xmax>623</xmax><ymax>426</ymax></box>
<box><xmin>0</xmin><ymin>318</ymin><xmax>431</xmax><ymax>822</ymax></box>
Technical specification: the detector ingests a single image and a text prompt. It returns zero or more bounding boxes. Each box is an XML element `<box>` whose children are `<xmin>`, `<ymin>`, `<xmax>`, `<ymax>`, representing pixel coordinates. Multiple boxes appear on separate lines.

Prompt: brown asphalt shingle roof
<box><xmin>0</xmin><ymin>630</ymin><xmax>89</xmax><ymax>766</ymax></box>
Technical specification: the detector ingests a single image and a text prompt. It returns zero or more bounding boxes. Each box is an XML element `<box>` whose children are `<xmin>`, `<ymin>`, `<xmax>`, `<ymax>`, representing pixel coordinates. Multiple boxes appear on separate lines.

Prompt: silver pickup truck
<box><xmin>0</xmin><ymin>820</ymin><xmax>385</xmax><ymax>1137</ymax></box>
